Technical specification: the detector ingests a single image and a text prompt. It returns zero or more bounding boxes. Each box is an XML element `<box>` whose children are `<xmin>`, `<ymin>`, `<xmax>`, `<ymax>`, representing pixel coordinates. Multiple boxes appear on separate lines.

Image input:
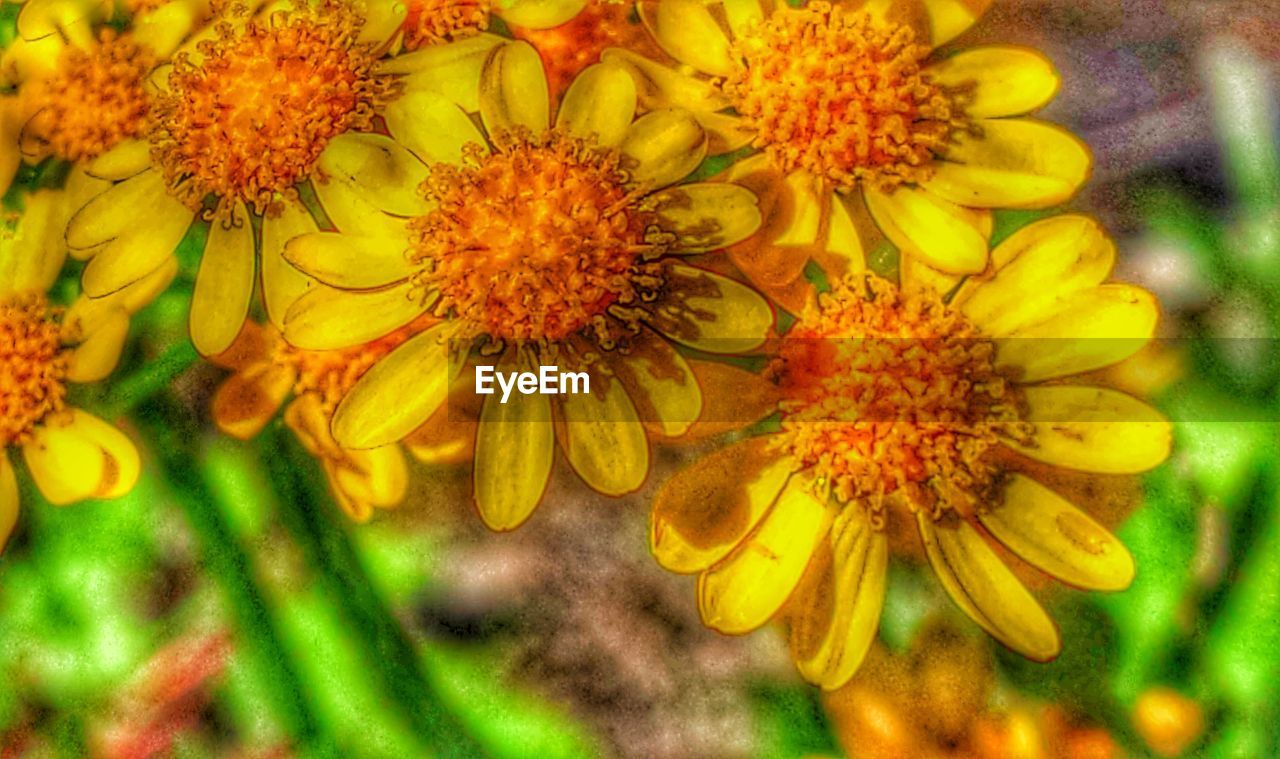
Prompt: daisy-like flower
<box><xmin>210</xmin><ymin>316</ymin><xmax>448</xmax><ymax>522</ymax></box>
<box><xmin>279</xmin><ymin>41</ymin><xmax>774</xmax><ymax>531</ymax></box>
<box><xmin>609</xmin><ymin>0</ymin><xmax>1090</xmax><ymax>310</ymax></box>
<box><xmin>1</xmin><ymin>189</ymin><xmax>171</xmax><ymax>552</ymax></box>
<box><xmin>391</xmin><ymin>0</ymin><xmax>609</xmax><ymax>52</ymax></box>
<box><xmin>651</xmin><ymin>214</ymin><xmax>1171</xmax><ymax>689</ymax></box>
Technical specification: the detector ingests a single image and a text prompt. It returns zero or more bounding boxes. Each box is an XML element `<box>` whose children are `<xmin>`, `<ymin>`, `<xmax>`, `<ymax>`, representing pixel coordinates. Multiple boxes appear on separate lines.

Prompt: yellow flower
<box><xmin>392</xmin><ymin>0</ymin><xmax>605</xmax><ymax>51</ymax></box>
<box><xmin>610</xmin><ymin>0</ymin><xmax>1090</xmax><ymax>310</ymax></box>
<box><xmin>209</xmin><ymin>316</ymin><xmax>449</xmax><ymax>522</ymax></box>
<box><xmin>650</xmin><ymin>214</ymin><xmax>1171</xmax><ymax>689</ymax></box>
<box><xmin>1</xmin><ymin>189</ymin><xmax>167</xmax><ymax>552</ymax></box>
<box><xmin>278</xmin><ymin>42</ymin><xmax>774</xmax><ymax>531</ymax></box>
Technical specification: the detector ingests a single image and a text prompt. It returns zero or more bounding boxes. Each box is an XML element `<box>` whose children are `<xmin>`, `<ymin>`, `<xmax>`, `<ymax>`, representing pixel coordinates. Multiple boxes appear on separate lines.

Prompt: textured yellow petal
<box><xmin>335</xmin><ymin>445</ymin><xmax>408</xmax><ymax>507</ymax></box>
<box><xmin>599</xmin><ymin>47</ymin><xmax>730</xmax><ymax>114</ymax></box>
<box><xmin>954</xmin><ymin>215</ymin><xmax>1114</xmax><ymax>336</ymax></box>
<box><xmin>65</xmin><ymin>307</ymin><xmax>128</xmax><ymax>382</ymax></box>
<box><xmin>80</xmin><ymin>203</ymin><xmax>191</xmax><ymax>297</ymax></box>
<box><xmin>927</xmin><ymin>46</ymin><xmax>1059</xmax><ymax>119</ymax></box>
<box><xmin>653</xmin><ymin>183</ymin><xmax>762</xmax><ymax>252</ymax></box>
<box><xmin>641</xmin><ymin>0</ymin><xmax>735</xmax><ymax>77</ymax></box>
<box><xmin>1</xmin><ymin>454</ymin><xmax>17</xmax><ymax>552</ymax></box>
<box><xmin>722</xmin><ymin>0</ymin><xmax>764</xmax><ymax>38</ymax></box>
<box><xmin>283</xmin><ymin>281</ymin><xmax>427</xmax><ymax>351</ymax></box>
<box><xmin>651</xmin><ymin>437</ymin><xmax>792</xmax><ymax>573</ymax></box>
<box><xmin>695</xmin><ymin>110</ymin><xmax>755</xmax><ymax>154</ymax></box>
<box><xmin>354</xmin><ymin>0</ymin><xmax>407</xmax><ymax>45</ymax></box>
<box><xmin>66</xmin><ymin>169</ymin><xmax>178</xmax><ymax>249</ymax></box>
<box><xmin>825</xmin><ymin>192</ymin><xmax>866</xmax><ymax>273</ymax></box>
<box><xmin>649</xmin><ymin>264</ymin><xmax>774</xmax><ymax>353</ymax></box>
<box><xmin>995</xmin><ymin>284</ymin><xmax>1158</xmax><ymax>382</ymax></box>
<box><xmin>316</xmin><ymin>133</ymin><xmax>428</xmax><ymax>217</ymax></box>
<box><xmin>864</xmin><ymin>185</ymin><xmax>987</xmax><ymax>274</ymax></box>
<box><xmin>557</xmin><ymin>373</ymin><xmax>650</xmax><ymax>496</ymax></box>
<box><xmin>84</xmin><ymin>138</ymin><xmax>152</xmax><ymax>180</ymax></box>
<box><xmin>554</xmin><ymin>62</ymin><xmax>637</xmax><ymax>148</ymax></box>
<box><xmin>17</xmin><ymin>0</ymin><xmax>107</xmax><ymax>42</ymax></box>
<box><xmin>261</xmin><ymin>201</ymin><xmax>319</xmax><ymax>329</ymax></box>
<box><xmin>332</xmin><ymin>322</ymin><xmax>457</xmax><ymax>449</ymax></box>
<box><xmin>620</xmin><ymin>108</ymin><xmax>707</xmax><ymax>190</ymax></box>
<box><xmin>616</xmin><ymin>328</ymin><xmax>701</xmax><ymax>437</ymax></box>
<box><xmin>474</xmin><ymin>354</ymin><xmax>555</xmax><ymax>531</ymax></box>
<box><xmin>768</xmin><ymin>169</ymin><xmax>823</xmax><ymax>247</ymax></box>
<box><xmin>131</xmin><ymin>0</ymin><xmax>204</xmax><ymax>57</ymax></box>
<box><xmin>62</xmin><ymin>259</ymin><xmax>175</xmax><ymax>344</ymax></box>
<box><xmin>698</xmin><ymin>477</ymin><xmax>832</xmax><ymax>634</ymax></box>
<box><xmin>497</xmin><ymin>0</ymin><xmax>587</xmax><ymax>28</ymax></box>
<box><xmin>213</xmin><ymin>362</ymin><xmax>295</xmax><ymax>440</ymax></box>
<box><xmin>23</xmin><ymin>409</ymin><xmax>139</xmax><ymax>504</ymax></box>
<box><xmin>312</xmin><ymin>174</ymin><xmax>411</xmax><ymax>239</ymax></box>
<box><xmin>980</xmin><ymin>475</ymin><xmax>1135</xmax><ymax>592</ymax></box>
<box><xmin>925</xmin><ymin>119</ymin><xmax>1091</xmax><ymax>209</ymax></box>
<box><xmin>1005</xmin><ymin>386</ymin><xmax>1172</xmax><ymax>474</ymax></box>
<box><xmin>382</xmin><ymin>90</ymin><xmax>485</xmax><ymax>166</ymax></box>
<box><xmin>917</xmin><ymin>514</ymin><xmax>1060</xmax><ymax>660</ymax></box>
<box><xmin>63</xmin><ymin>409</ymin><xmax>140</xmax><ymax>499</ymax></box>
<box><xmin>190</xmin><ymin>209</ymin><xmax>256</xmax><ymax>356</ymax></box>
<box><xmin>283</xmin><ymin>233</ymin><xmax>412</xmax><ymax>290</ymax></box>
<box><xmin>0</xmin><ymin>188</ymin><xmax>67</xmax><ymax>293</ymax></box>
<box><xmin>479</xmin><ymin>40</ymin><xmax>550</xmax><ymax>136</ymax></box>
<box><xmin>900</xmin><ymin>254</ymin><xmax>963</xmax><ymax>298</ymax></box>
<box><xmin>790</xmin><ymin>508</ymin><xmax>888</xmax><ymax>690</ymax></box>
<box><xmin>920</xmin><ymin>0</ymin><xmax>992</xmax><ymax>46</ymax></box>
<box><xmin>388</xmin><ymin>34</ymin><xmax>505</xmax><ymax>113</ymax></box>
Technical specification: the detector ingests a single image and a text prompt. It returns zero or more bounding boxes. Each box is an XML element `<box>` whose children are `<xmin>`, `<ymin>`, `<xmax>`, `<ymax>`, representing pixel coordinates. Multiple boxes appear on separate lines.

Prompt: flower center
<box><xmin>1</xmin><ymin>294</ymin><xmax>68</xmax><ymax>447</ymax></box>
<box><xmin>35</xmin><ymin>30</ymin><xmax>154</xmax><ymax>162</ymax></box>
<box><xmin>774</xmin><ymin>275</ymin><xmax>1027</xmax><ymax>522</ymax></box>
<box><xmin>409</xmin><ymin>130</ymin><xmax>666</xmax><ymax>343</ymax></box>
<box><xmin>402</xmin><ymin>0</ymin><xmax>491</xmax><ymax>50</ymax></box>
<box><xmin>725</xmin><ymin>2</ymin><xmax>958</xmax><ymax>192</ymax></box>
<box><xmin>513</xmin><ymin>1</ymin><xmax>654</xmax><ymax>96</ymax></box>
<box><xmin>151</xmin><ymin>2</ymin><xmax>395</xmax><ymax>216</ymax></box>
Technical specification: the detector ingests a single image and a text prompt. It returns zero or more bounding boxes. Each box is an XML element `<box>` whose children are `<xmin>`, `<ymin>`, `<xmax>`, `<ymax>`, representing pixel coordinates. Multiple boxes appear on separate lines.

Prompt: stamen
<box><xmin>1</xmin><ymin>294</ymin><xmax>68</xmax><ymax>447</ymax></box>
<box><xmin>402</xmin><ymin>0</ymin><xmax>491</xmax><ymax>50</ymax></box>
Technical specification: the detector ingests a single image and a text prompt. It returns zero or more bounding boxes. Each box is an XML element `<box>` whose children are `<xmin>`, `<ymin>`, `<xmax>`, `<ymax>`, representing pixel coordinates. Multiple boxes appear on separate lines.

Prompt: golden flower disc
<box><xmin>403</xmin><ymin>0</ymin><xmax>491</xmax><ymax>50</ymax></box>
<box><xmin>0</xmin><ymin>294</ymin><xmax>68</xmax><ymax>447</ymax></box>
<box><xmin>726</xmin><ymin>1</ymin><xmax>958</xmax><ymax>191</ymax></box>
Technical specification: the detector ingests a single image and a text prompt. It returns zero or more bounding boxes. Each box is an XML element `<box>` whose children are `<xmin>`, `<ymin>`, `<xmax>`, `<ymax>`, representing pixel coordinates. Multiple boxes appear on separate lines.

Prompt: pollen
<box><xmin>773</xmin><ymin>275</ymin><xmax>1030</xmax><ymax>524</ymax></box>
<box><xmin>402</xmin><ymin>0</ymin><xmax>491</xmax><ymax>50</ymax></box>
<box><xmin>33</xmin><ymin>30</ymin><xmax>154</xmax><ymax>162</ymax></box>
<box><xmin>150</xmin><ymin>1</ymin><xmax>396</xmax><ymax>218</ymax></box>
<box><xmin>1</xmin><ymin>294</ymin><xmax>68</xmax><ymax>448</ymax></box>
<box><xmin>408</xmin><ymin>130</ymin><xmax>667</xmax><ymax>344</ymax></box>
<box><xmin>725</xmin><ymin>1</ymin><xmax>959</xmax><ymax>192</ymax></box>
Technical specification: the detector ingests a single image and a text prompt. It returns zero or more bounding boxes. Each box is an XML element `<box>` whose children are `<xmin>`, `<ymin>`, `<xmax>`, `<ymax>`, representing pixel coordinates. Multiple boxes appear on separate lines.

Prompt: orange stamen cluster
<box><xmin>1</xmin><ymin>294</ymin><xmax>68</xmax><ymax>447</ymax></box>
<box><xmin>514</xmin><ymin>1</ymin><xmax>654</xmax><ymax>97</ymax></box>
<box><xmin>35</xmin><ymin>30</ymin><xmax>153</xmax><ymax>161</ymax></box>
<box><xmin>725</xmin><ymin>2</ymin><xmax>958</xmax><ymax>192</ymax></box>
<box><xmin>151</xmin><ymin>1</ymin><xmax>395</xmax><ymax>217</ymax></box>
<box><xmin>402</xmin><ymin>0</ymin><xmax>491</xmax><ymax>50</ymax></box>
<box><xmin>774</xmin><ymin>275</ymin><xmax>1029</xmax><ymax>523</ymax></box>
<box><xmin>409</xmin><ymin>130</ymin><xmax>666</xmax><ymax>343</ymax></box>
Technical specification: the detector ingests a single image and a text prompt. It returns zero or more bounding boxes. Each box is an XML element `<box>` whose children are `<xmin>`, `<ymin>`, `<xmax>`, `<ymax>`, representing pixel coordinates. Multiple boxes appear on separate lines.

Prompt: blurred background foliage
<box><xmin>3</xmin><ymin>1</ymin><xmax>1280</xmax><ymax>757</ymax></box>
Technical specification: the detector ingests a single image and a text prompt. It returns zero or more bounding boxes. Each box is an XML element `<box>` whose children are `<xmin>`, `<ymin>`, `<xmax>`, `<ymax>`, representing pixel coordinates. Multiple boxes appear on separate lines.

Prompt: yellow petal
<box><xmin>355</xmin><ymin>0</ymin><xmax>407</xmax><ymax>46</ymax></box>
<box><xmin>615</xmin><ymin>329</ymin><xmax>701</xmax><ymax>437</ymax></box>
<box><xmin>479</xmin><ymin>40</ymin><xmax>550</xmax><ymax>136</ymax></box>
<box><xmin>331</xmin><ymin>322</ymin><xmax>457</xmax><ymax>449</ymax></box>
<box><xmin>473</xmin><ymin>353</ymin><xmax>555</xmax><ymax>531</ymax></box>
<box><xmin>80</xmin><ymin>203</ymin><xmax>190</xmax><ymax>297</ymax></box>
<box><xmin>648</xmin><ymin>264</ymin><xmax>774</xmax><ymax>353</ymax></box>
<box><xmin>979</xmin><ymin>475</ymin><xmax>1135</xmax><ymax>592</ymax></box>
<box><xmin>920</xmin><ymin>0</ymin><xmax>992</xmax><ymax>46</ymax></box>
<box><xmin>17</xmin><ymin>0</ymin><xmax>107</xmax><ymax>42</ymax></box>
<box><xmin>554</xmin><ymin>61</ymin><xmax>637</xmax><ymax>148</ymax></box>
<box><xmin>1005</xmin><ymin>386</ymin><xmax>1172</xmax><ymax>474</ymax></box>
<box><xmin>385</xmin><ymin>34</ymin><xmax>505</xmax><ymax>113</ymax></box>
<box><xmin>824</xmin><ymin>192</ymin><xmax>866</xmax><ymax>274</ymax></box>
<box><xmin>0</xmin><ymin>188</ymin><xmax>68</xmax><ymax>293</ymax></box>
<box><xmin>382</xmin><ymin>90</ymin><xmax>486</xmax><ymax>166</ymax></box>
<box><xmin>927</xmin><ymin>46</ymin><xmax>1060</xmax><ymax>119</ymax></box>
<box><xmin>283</xmin><ymin>232</ymin><xmax>412</xmax><ymax>290</ymax></box>
<box><xmin>641</xmin><ymin>0</ymin><xmax>735</xmax><ymax>77</ymax></box>
<box><xmin>261</xmin><ymin>201</ymin><xmax>319</xmax><ymax>328</ymax></box>
<box><xmin>213</xmin><ymin>362</ymin><xmax>295</xmax><ymax>440</ymax></box>
<box><xmin>66</xmin><ymin>169</ymin><xmax>180</xmax><ymax>249</ymax></box>
<box><xmin>23</xmin><ymin>409</ymin><xmax>139</xmax><ymax>505</ymax></box>
<box><xmin>312</xmin><ymin>173</ymin><xmax>411</xmax><ymax>239</ymax></box>
<box><xmin>651</xmin><ymin>437</ymin><xmax>792</xmax><ymax>573</ymax></box>
<box><xmin>131</xmin><ymin>0</ymin><xmax>204</xmax><ymax>57</ymax></box>
<box><xmin>695</xmin><ymin>110</ymin><xmax>756</xmax><ymax>154</ymax></box>
<box><xmin>698</xmin><ymin>476</ymin><xmax>833</xmax><ymax>634</ymax></box>
<box><xmin>1</xmin><ymin>454</ymin><xmax>17</xmax><ymax>553</ymax></box>
<box><xmin>334</xmin><ymin>445</ymin><xmax>408</xmax><ymax>508</ymax></box>
<box><xmin>600</xmin><ymin>47</ymin><xmax>730</xmax><ymax>114</ymax></box>
<box><xmin>283</xmin><ymin>281</ymin><xmax>427</xmax><ymax>351</ymax></box>
<box><xmin>64</xmin><ymin>409</ymin><xmax>140</xmax><ymax>499</ymax></box>
<box><xmin>84</xmin><ymin>138</ymin><xmax>152</xmax><ymax>181</ymax></box>
<box><xmin>653</xmin><ymin>182</ymin><xmax>762</xmax><ymax>252</ymax></box>
<box><xmin>864</xmin><ymin>185</ymin><xmax>987</xmax><ymax>274</ymax></box>
<box><xmin>722</xmin><ymin>0</ymin><xmax>764</xmax><ymax>38</ymax></box>
<box><xmin>191</xmin><ymin>208</ymin><xmax>256</xmax><ymax>356</ymax></box>
<box><xmin>65</xmin><ymin>307</ymin><xmax>129</xmax><ymax>382</ymax></box>
<box><xmin>316</xmin><ymin>133</ymin><xmax>428</xmax><ymax>217</ymax></box>
<box><xmin>556</xmin><ymin>373</ymin><xmax>650</xmax><ymax>496</ymax></box>
<box><xmin>925</xmin><ymin>119</ymin><xmax>1091</xmax><ymax>209</ymax></box>
<box><xmin>995</xmin><ymin>284</ymin><xmax>1158</xmax><ymax>382</ymax></box>
<box><xmin>620</xmin><ymin>108</ymin><xmax>707</xmax><ymax>189</ymax></box>
<box><xmin>496</xmin><ymin>0</ymin><xmax>587</xmax><ymax>28</ymax></box>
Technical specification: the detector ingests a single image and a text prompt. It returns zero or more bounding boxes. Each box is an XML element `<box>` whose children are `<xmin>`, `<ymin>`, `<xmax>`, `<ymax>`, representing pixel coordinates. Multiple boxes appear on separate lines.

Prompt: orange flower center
<box><xmin>151</xmin><ymin>2</ymin><xmax>395</xmax><ymax>217</ymax></box>
<box><xmin>408</xmin><ymin>130</ymin><xmax>667</xmax><ymax>343</ymax></box>
<box><xmin>35</xmin><ymin>30</ymin><xmax>154</xmax><ymax>162</ymax></box>
<box><xmin>514</xmin><ymin>1</ymin><xmax>655</xmax><ymax>97</ymax></box>
<box><xmin>402</xmin><ymin>0</ymin><xmax>491</xmax><ymax>50</ymax></box>
<box><xmin>774</xmin><ymin>275</ymin><xmax>1027</xmax><ymax>521</ymax></box>
<box><xmin>725</xmin><ymin>2</ymin><xmax>958</xmax><ymax>191</ymax></box>
<box><xmin>1</xmin><ymin>294</ymin><xmax>68</xmax><ymax>447</ymax></box>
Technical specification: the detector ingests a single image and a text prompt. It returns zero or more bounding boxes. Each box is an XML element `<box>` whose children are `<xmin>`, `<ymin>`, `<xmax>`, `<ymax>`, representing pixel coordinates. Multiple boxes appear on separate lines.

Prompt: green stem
<box><xmin>136</xmin><ymin>399</ymin><xmax>339</xmax><ymax>758</ymax></box>
<box><xmin>256</xmin><ymin>426</ymin><xmax>487</xmax><ymax>758</ymax></box>
<box><xmin>103</xmin><ymin>340</ymin><xmax>200</xmax><ymax>417</ymax></box>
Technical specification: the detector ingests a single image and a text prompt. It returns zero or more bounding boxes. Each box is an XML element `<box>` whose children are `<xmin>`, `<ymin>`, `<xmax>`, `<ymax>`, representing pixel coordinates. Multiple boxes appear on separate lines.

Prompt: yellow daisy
<box><xmin>278</xmin><ymin>42</ymin><xmax>774</xmax><ymax>531</ymax></box>
<box><xmin>1</xmin><ymin>189</ymin><xmax>170</xmax><ymax>552</ymax></box>
<box><xmin>650</xmin><ymin>214</ymin><xmax>1171</xmax><ymax>689</ymax></box>
<box><xmin>209</xmin><ymin>315</ymin><xmax>444</xmax><ymax>522</ymax></box>
<box><xmin>608</xmin><ymin>0</ymin><xmax>1090</xmax><ymax>310</ymax></box>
